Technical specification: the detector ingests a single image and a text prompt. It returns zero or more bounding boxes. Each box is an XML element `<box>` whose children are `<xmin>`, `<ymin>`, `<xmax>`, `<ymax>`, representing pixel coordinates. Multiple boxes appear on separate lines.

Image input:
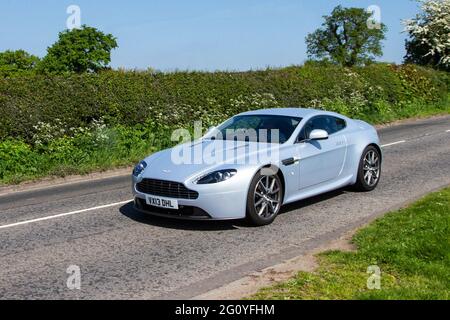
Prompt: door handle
<box><xmin>282</xmin><ymin>157</ymin><xmax>300</xmax><ymax>166</ymax></box>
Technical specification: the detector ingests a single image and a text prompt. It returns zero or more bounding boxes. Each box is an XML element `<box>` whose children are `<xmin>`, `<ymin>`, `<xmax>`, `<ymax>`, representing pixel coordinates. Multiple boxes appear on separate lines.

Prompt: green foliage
<box><xmin>0</xmin><ymin>63</ymin><xmax>448</xmax><ymax>183</ymax></box>
<box><xmin>0</xmin><ymin>64</ymin><xmax>447</xmax><ymax>142</ymax></box>
<box><xmin>403</xmin><ymin>0</ymin><xmax>450</xmax><ymax>71</ymax></box>
<box><xmin>251</xmin><ymin>188</ymin><xmax>450</xmax><ymax>300</ymax></box>
<box><xmin>0</xmin><ymin>140</ymin><xmax>40</xmax><ymax>181</ymax></box>
<box><xmin>0</xmin><ymin>120</ymin><xmax>174</xmax><ymax>184</ymax></box>
<box><xmin>405</xmin><ymin>38</ymin><xmax>449</xmax><ymax>71</ymax></box>
<box><xmin>306</xmin><ymin>6</ymin><xmax>387</xmax><ymax>67</ymax></box>
<box><xmin>0</xmin><ymin>50</ymin><xmax>40</xmax><ymax>77</ymax></box>
<box><xmin>37</xmin><ymin>25</ymin><xmax>118</xmax><ymax>74</ymax></box>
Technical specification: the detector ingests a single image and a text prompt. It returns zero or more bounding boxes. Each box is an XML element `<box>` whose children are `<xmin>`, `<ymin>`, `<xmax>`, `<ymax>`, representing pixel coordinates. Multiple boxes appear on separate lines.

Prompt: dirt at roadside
<box><xmin>194</xmin><ymin>230</ymin><xmax>357</xmax><ymax>300</ymax></box>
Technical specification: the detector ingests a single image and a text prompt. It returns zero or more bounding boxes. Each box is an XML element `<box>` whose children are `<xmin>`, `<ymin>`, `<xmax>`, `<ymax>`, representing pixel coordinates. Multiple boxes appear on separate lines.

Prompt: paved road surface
<box><xmin>0</xmin><ymin>116</ymin><xmax>449</xmax><ymax>299</ymax></box>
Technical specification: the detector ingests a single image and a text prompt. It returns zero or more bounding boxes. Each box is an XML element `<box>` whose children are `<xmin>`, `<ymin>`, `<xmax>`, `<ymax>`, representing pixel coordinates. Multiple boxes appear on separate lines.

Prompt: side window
<box><xmin>311</xmin><ymin>116</ymin><xmax>331</xmax><ymax>133</ymax></box>
<box><xmin>297</xmin><ymin>117</ymin><xmax>323</xmax><ymax>141</ymax></box>
<box><xmin>311</xmin><ymin>116</ymin><xmax>346</xmax><ymax>135</ymax></box>
<box><xmin>297</xmin><ymin>116</ymin><xmax>347</xmax><ymax>142</ymax></box>
<box><xmin>334</xmin><ymin>117</ymin><xmax>347</xmax><ymax>132</ymax></box>
<box><xmin>297</xmin><ymin>120</ymin><xmax>313</xmax><ymax>142</ymax></box>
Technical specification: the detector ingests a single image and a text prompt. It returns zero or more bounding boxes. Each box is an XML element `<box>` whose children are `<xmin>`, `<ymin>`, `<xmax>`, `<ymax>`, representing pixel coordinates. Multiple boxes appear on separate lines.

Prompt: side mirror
<box><xmin>309</xmin><ymin>129</ymin><xmax>329</xmax><ymax>141</ymax></box>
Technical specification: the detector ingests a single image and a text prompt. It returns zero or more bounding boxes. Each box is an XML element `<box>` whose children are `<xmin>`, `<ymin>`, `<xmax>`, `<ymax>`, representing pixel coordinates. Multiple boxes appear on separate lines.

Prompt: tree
<box><xmin>403</xmin><ymin>0</ymin><xmax>450</xmax><ymax>71</ymax></box>
<box><xmin>0</xmin><ymin>50</ymin><xmax>40</xmax><ymax>76</ymax></box>
<box><xmin>306</xmin><ymin>6</ymin><xmax>387</xmax><ymax>67</ymax></box>
<box><xmin>38</xmin><ymin>25</ymin><xmax>118</xmax><ymax>74</ymax></box>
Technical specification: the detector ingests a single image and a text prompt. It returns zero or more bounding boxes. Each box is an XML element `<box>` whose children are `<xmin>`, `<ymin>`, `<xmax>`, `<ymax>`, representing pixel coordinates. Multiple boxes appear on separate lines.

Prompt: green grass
<box><xmin>251</xmin><ymin>188</ymin><xmax>450</xmax><ymax>300</ymax></box>
<box><xmin>0</xmin><ymin>122</ymin><xmax>176</xmax><ymax>184</ymax></box>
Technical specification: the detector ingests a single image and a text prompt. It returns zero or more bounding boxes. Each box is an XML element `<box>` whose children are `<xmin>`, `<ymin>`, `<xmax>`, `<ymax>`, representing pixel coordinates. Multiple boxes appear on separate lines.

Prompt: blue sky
<box><xmin>1</xmin><ymin>0</ymin><xmax>420</xmax><ymax>71</ymax></box>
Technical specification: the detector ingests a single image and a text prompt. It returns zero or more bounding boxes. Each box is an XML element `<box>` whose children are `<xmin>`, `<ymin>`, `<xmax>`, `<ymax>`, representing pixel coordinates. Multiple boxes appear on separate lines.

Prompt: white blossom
<box><xmin>403</xmin><ymin>0</ymin><xmax>450</xmax><ymax>67</ymax></box>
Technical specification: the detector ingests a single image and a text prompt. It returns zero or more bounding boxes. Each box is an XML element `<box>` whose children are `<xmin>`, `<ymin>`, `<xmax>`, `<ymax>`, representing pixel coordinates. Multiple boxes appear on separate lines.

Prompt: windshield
<box><xmin>210</xmin><ymin>115</ymin><xmax>302</xmax><ymax>144</ymax></box>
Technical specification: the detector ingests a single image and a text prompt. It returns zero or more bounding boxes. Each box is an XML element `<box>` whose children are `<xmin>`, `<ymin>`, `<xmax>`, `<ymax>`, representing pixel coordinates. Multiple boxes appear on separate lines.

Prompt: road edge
<box><xmin>0</xmin><ymin>167</ymin><xmax>132</xmax><ymax>197</ymax></box>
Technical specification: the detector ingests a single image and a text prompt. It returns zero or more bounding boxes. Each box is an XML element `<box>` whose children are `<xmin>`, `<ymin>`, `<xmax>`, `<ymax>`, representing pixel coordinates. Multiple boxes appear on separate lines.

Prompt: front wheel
<box><xmin>354</xmin><ymin>146</ymin><xmax>381</xmax><ymax>191</ymax></box>
<box><xmin>246</xmin><ymin>171</ymin><xmax>283</xmax><ymax>226</ymax></box>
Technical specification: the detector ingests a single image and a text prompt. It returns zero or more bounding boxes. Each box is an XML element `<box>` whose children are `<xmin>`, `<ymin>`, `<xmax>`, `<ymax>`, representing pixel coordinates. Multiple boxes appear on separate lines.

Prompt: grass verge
<box><xmin>251</xmin><ymin>187</ymin><xmax>450</xmax><ymax>300</ymax></box>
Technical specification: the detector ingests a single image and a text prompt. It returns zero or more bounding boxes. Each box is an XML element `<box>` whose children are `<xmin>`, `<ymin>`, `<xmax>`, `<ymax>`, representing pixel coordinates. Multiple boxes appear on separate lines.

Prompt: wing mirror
<box><xmin>309</xmin><ymin>129</ymin><xmax>329</xmax><ymax>141</ymax></box>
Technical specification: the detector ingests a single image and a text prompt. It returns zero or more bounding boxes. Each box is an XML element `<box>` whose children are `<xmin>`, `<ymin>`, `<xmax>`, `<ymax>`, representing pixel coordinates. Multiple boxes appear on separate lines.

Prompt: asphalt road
<box><xmin>0</xmin><ymin>116</ymin><xmax>449</xmax><ymax>299</ymax></box>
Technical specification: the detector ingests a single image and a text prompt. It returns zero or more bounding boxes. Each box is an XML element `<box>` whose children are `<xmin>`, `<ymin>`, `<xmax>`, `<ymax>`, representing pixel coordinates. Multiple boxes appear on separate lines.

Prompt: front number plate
<box><xmin>145</xmin><ymin>195</ymin><xmax>179</xmax><ymax>210</ymax></box>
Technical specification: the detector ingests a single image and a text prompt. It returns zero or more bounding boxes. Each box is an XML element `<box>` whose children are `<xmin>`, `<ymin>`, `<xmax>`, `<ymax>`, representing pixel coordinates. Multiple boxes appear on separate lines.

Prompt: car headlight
<box><xmin>196</xmin><ymin>169</ymin><xmax>237</xmax><ymax>184</ymax></box>
<box><xmin>133</xmin><ymin>160</ymin><xmax>147</xmax><ymax>177</ymax></box>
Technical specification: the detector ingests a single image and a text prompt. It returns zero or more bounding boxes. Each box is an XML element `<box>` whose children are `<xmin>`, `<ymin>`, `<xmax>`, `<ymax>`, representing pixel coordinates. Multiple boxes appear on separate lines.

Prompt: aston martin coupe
<box><xmin>132</xmin><ymin>108</ymin><xmax>382</xmax><ymax>226</ymax></box>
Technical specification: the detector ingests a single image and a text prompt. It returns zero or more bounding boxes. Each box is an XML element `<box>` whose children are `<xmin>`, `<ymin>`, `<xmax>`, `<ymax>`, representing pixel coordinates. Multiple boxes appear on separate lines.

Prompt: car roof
<box><xmin>238</xmin><ymin>107</ymin><xmax>343</xmax><ymax>119</ymax></box>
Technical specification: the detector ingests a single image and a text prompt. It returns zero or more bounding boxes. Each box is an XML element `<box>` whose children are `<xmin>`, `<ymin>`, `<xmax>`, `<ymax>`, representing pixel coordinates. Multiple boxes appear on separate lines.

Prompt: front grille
<box><xmin>136</xmin><ymin>179</ymin><xmax>199</xmax><ymax>200</ymax></box>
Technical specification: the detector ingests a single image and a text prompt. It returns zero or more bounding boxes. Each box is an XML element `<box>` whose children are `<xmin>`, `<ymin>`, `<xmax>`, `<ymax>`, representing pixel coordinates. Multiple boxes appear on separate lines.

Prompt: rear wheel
<box><xmin>246</xmin><ymin>170</ymin><xmax>283</xmax><ymax>226</ymax></box>
<box><xmin>354</xmin><ymin>146</ymin><xmax>381</xmax><ymax>191</ymax></box>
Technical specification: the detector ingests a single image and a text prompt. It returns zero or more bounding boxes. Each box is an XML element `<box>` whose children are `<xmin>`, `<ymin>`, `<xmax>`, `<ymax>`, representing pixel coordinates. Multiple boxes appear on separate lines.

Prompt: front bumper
<box><xmin>134</xmin><ymin>198</ymin><xmax>213</xmax><ymax>220</ymax></box>
<box><xmin>132</xmin><ymin>180</ymin><xmax>249</xmax><ymax>220</ymax></box>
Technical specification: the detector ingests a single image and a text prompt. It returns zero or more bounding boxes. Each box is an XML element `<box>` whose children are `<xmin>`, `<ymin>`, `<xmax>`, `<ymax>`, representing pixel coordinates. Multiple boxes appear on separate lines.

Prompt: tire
<box><xmin>354</xmin><ymin>145</ymin><xmax>381</xmax><ymax>192</ymax></box>
<box><xmin>246</xmin><ymin>170</ymin><xmax>283</xmax><ymax>226</ymax></box>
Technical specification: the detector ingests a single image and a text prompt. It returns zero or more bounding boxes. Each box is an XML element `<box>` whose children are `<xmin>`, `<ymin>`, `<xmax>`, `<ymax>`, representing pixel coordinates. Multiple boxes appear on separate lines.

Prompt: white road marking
<box><xmin>0</xmin><ymin>137</ymin><xmax>420</xmax><ymax>230</ymax></box>
<box><xmin>381</xmin><ymin>140</ymin><xmax>406</xmax><ymax>148</ymax></box>
<box><xmin>446</xmin><ymin>130</ymin><xmax>450</xmax><ymax>133</ymax></box>
<box><xmin>0</xmin><ymin>199</ymin><xmax>132</xmax><ymax>230</ymax></box>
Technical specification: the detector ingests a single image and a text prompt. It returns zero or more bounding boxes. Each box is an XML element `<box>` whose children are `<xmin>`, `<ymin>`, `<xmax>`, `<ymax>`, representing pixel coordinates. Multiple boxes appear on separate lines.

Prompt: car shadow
<box><xmin>280</xmin><ymin>188</ymin><xmax>347</xmax><ymax>214</ymax></box>
<box><xmin>119</xmin><ymin>202</ymin><xmax>242</xmax><ymax>231</ymax></box>
<box><xmin>120</xmin><ymin>187</ymin><xmax>351</xmax><ymax>231</ymax></box>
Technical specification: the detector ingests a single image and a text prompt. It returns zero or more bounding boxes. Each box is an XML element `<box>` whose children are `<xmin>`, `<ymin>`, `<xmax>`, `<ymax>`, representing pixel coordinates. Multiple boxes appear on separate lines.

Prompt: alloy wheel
<box><xmin>363</xmin><ymin>150</ymin><xmax>380</xmax><ymax>187</ymax></box>
<box><xmin>254</xmin><ymin>176</ymin><xmax>282</xmax><ymax>218</ymax></box>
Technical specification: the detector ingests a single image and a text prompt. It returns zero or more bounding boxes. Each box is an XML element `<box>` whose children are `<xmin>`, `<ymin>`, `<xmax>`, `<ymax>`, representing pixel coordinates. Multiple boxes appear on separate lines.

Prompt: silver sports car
<box><xmin>132</xmin><ymin>108</ymin><xmax>382</xmax><ymax>226</ymax></box>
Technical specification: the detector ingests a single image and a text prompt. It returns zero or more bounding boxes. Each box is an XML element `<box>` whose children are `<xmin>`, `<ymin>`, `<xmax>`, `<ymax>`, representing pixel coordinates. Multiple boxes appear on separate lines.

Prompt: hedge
<box><xmin>0</xmin><ymin>62</ymin><xmax>448</xmax><ymax>143</ymax></box>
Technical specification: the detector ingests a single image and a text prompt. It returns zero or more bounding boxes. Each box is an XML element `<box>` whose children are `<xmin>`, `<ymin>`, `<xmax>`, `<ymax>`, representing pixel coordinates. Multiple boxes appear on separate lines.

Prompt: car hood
<box><xmin>141</xmin><ymin>139</ymin><xmax>280</xmax><ymax>182</ymax></box>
